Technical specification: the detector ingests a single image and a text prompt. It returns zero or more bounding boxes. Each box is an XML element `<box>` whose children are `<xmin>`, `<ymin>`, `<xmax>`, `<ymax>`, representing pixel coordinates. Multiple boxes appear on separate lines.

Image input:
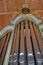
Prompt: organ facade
<box><xmin>0</xmin><ymin>12</ymin><xmax>43</xmax><ymax>65</ymax></box>
<box><xmin>0</xmin><ymin>0</ymin><xmax>43</xmax><ymax>65</ymax></box>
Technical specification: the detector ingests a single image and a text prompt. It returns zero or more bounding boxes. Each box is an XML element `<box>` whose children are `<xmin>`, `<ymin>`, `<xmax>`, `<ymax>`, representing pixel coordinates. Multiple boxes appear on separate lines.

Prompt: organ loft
<box><xmin>0</xmin><ymin>0</ymin><xmax>43</xmax><ymax>65</ymax></box>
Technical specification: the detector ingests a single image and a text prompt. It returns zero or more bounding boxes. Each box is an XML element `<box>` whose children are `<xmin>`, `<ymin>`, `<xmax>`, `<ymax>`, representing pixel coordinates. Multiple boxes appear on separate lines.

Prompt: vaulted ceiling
<box><xmin>0</xmin><ymin>0</ymin><xmax>43</xmax><ymax>29</ymax></box>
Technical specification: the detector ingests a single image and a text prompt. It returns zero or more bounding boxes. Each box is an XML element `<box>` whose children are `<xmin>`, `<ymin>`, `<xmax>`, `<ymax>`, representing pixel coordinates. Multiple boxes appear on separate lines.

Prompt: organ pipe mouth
<box><xmin>22</xmin><ymin>8</ymin><xmax>30</xmax><ymax>14</ymax></box>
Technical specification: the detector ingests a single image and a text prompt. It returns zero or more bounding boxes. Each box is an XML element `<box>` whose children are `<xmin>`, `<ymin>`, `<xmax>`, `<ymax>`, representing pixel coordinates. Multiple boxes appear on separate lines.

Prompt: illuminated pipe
<box><xmin>3</xmin><ymin>29</ymin><xmax>15</xmax><ymax>65</ymax></box>
<box><xmin>33</xmin><ymin>24</ymin><xmax>43</xmax><ymax>56</ymax></box>
<box><xmin>30</xmin><ymin>22</ymin><xmax>43</xmax><ymax>65</ymax></box>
